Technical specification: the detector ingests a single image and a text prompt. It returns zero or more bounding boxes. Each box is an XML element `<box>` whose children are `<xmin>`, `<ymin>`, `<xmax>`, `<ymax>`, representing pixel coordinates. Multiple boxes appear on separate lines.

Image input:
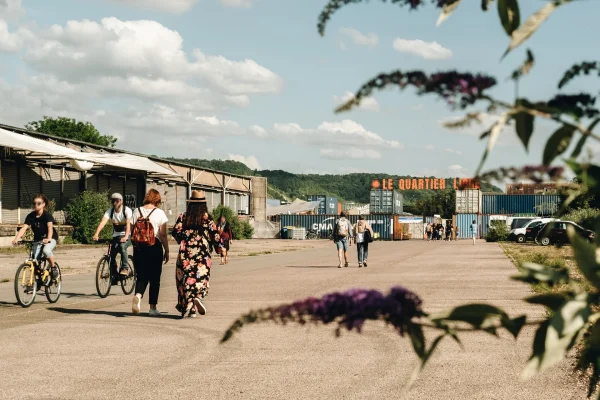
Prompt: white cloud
<box><xmin>425</xmin><ymin>144</ymin><xmax>435</xmax><ymax>151</ymax></box>
<box><xmin>317</xmin><ymin>120</ymin><xmax>402</xmax><ymax>149</ymax></box>
<box><xmin>320</xmin><ymin>148</ymin><xmax>381</xmax><ymax>160</ymax></box>
<box><xmin>228</xmin><ymin>154</ymin><xmax>261</xmax><ymax>170</ymax></box>
<box><xmin>0</xmin><ymin>19</ymin><xmax>19</xmax><ymax>52</ymax></box>
<box><xmin>333</xmin><ymin>91</ymin><xmax>379</xmax><ymax>112</ymax></box>
<box><xmin>0</xmin><ymin>0</ymin><xmax>23</xmax><ymax>20</ymax></box>
<box><xmin>109</xmin><ymin>0</ymin><xmax>198</xmax><ymax>13</ymax></box>
<box><xmin>249</xmin><ymin>125</ymin><xmax>268</xmax><ymax>138</ymax></box>
<box><xmin>392</xmin><ymin>38</ymin><xmax>452</xmax><ymax>60</ymax></box>
<box><xmin>444</xmin><ymin>148</ymin><xmax>463</xmax><ymax>155</ymax></box>
<box><xmin>339</xmin><ymin>27</ymin><xmax>378</xmax><ymax>47</ymax></box>
<box><xmin>448</xmin><ymin>164</ymin><xmax>469</xmax><ymax>177</ymax></box>
<box><xmin>337</xmin><ymin>40</ymin><xmax>347</xmax><ymax>51</ymax></box>
<box><xmin>220</xmin><ymin>0</ymin><xmax>253</xmax><ymax>8</ymax></box>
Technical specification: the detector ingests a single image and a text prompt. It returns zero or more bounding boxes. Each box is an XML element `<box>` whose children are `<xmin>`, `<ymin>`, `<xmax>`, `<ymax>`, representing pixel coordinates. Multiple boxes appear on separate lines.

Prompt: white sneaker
<box><xmin>148</xmin><ymin>309</ymin><xmax>161</xmax><ymax>317</ymax></box>
<box><xmin>132</xmin><ymin>294</ymin><xmax>141</xmax><ymax>315</ymax></box>
<box><xmin>193</xmin><ymin>298</ymin><xmax>206</xmax><ymax>315</ymax></box>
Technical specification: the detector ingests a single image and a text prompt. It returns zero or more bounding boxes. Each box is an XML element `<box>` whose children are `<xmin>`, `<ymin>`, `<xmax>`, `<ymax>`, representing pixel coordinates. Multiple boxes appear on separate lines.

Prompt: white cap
<box><xmin>110</xmin><ymin>193</ymin><xmax>123</xmax><ymax>200</ymax></box>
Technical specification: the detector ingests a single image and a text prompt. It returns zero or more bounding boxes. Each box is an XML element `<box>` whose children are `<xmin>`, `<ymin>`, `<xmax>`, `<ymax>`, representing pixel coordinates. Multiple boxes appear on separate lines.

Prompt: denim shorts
<box><xmin>335</xmin><ymin>238</ymin><xmax>349</xmax><ymax>251</ymax></box>
<box><xmin>32</xmin><ymin>239</ymin><xmax>57</xmax><ymax>260</ymax></box>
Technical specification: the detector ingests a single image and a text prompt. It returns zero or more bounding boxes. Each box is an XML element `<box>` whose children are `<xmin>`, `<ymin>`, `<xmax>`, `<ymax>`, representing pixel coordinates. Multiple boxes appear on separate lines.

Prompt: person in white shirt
<box><xmin>93</xmin><ymin>193</ymin><xmax>132</xmax><ymax>282</ymax></box>
<box><xmin>131</xmin><ymin>189</ymin><xmax>170</xmax><ymax>317</ymax></box>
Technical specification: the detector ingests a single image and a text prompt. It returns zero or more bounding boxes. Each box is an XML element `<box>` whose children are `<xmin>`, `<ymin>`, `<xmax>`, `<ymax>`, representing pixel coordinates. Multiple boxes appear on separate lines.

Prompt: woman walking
<box><xmin>131</xmin><ymin>189</ymin><xmax>169</xmax><ymax>317</ymax></box>
<box><xmin>171</xmin><ymin>190</ymin><xmax>222</xmax><ymax>318</ymax></box>
<box><xmin>217</xmin><ymin>214</ymin><xmax>233</xmax><ymax>265</ymax></box>
<box><xmin>354</xmin><ymin>215</ymin><xmax>373</xmax><ymax>268</ymax></box>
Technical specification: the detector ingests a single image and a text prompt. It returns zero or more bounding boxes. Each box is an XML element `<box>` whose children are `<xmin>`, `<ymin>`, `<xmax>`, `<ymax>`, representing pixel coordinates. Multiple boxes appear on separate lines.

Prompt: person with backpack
<box><xmin>171</xmin><ymin>190</ymin><xmax>223</xmax><ymax>318</ymax></box>
<box><xmin>333</xmin><ymin>211</ymin><xmax>353</xmax><ymax>268</ymax></box>
<box><xmin>353</xmin><ymin>215</ymin><xmax>373</xmax><ymax>268</ymax></box>
<box><xmin>93</xmin><ymin>193</ymin><xmax>133</xmax><ymax>283</ymax></box>
<box><xmin>426</xmin><ymin>223</ymin><xmax>432</xmax><ymax>241</ymax></box>
<box><xmin>130</xmin><ymin>189</ymin><xmax>170</xmax><ymax>317</ymax></box>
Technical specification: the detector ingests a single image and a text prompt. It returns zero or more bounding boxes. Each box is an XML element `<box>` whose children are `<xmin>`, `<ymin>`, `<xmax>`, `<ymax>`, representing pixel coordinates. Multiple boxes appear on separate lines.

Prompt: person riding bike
<box><xmin>93</xmin><ymin>193</ymin><xmax>132</xmax><ymax>284</ymax></box>
<box><xmin>13</xmin><ymin>194</ymin><xmax>59</xmax><ymax>279</ymax></box>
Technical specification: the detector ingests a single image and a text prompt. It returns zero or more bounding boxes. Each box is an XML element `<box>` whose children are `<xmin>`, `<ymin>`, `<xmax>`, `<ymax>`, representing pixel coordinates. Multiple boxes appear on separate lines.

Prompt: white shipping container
<box><xmin>455</xmin><ymin>190</ymin><xmax>481</xmax><ymax>214</ymax></box>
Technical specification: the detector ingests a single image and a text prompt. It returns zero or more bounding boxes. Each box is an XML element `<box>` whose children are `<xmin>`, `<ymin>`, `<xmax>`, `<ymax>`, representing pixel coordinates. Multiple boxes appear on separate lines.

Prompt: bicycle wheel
<box><xmin>45</xmin><ymin>263</ymin><xmax>62</xmax><ymax>303</ymax></box>
<box><xmin>14</xmin><ymin>263</ymin><xmax>37</xmax><ymax>307</ymax></box>
<box><xmin>95</xmin><ymin>256</ymin><xmax>112</xmax><ymax>298</ymax></box>
<box><xmin>120</xmin><ymin>255</ymin><xmax>136</xmax><ymax>295</ymax></box>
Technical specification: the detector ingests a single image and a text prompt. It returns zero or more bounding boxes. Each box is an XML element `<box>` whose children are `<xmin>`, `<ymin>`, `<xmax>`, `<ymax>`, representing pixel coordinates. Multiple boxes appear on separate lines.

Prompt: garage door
<box><xmin>1</xmin><ymin>161</ymin><xmax>18</xmax><ymax>223</ymax></box>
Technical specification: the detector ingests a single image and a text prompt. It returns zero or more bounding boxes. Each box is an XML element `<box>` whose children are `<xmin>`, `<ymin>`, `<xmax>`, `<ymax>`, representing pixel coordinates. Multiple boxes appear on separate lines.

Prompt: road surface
<box><xmin>0</xmin><ymin>240</ymin><xmax>586</xmax><ymax>399</ymax></box>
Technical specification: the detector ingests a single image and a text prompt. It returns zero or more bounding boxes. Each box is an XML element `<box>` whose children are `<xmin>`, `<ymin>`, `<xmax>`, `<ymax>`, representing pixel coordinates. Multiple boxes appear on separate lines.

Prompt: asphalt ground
<box><xmin>0</xmin><ymin>240</ymin><xmax>587</xmax><ymax>399</ymax></box>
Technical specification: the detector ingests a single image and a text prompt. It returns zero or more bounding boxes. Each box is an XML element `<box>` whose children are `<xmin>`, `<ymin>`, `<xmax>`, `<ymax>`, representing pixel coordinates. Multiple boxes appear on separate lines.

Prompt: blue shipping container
<box><xmin>455</xmin><ymin>214</ymin><xmax>480</xmax><ymax>239</ymax></box>
<box><xmin>481</xmin><ymin>194</ymin><xmax>560</xmax><ymax>215</ymax></box>
<box><xmin>280</xmin><ymin>214</ymin><xmax>392</xmax><ymax>240</ymax></box>
<box><xmin>307</xmin><ymin>195</ymin><xmax>327</xmax><ymax>215</ymax></box>
<box><xmin>326</xmin><ymin>197</ymin><xmax>338</xmax><ymax>215</ymax></box>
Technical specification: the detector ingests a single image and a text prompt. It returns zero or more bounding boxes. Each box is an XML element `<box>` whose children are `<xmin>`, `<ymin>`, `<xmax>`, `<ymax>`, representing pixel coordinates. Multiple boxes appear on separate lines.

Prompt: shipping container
<box><xmin>279</xmin><ymin>214</ymin><xmax>392</xmax><ymax>240</ymax></box>
<box><xmin>455</xmin><ymin>189</ymin><xmax>482</xmax><ymax>214</ymax></box>
<box><xmin>337</xmin><ymin>202</ymin><xmax>342</xmax><ymax>215</ymax></box>
<box><xmin>455</xmin><ymin>214</ymin><xmax>481</xmax><ymax>239</ymax></box>
<box><xmin>326</xmin><ymin>197</ymin><xmax>338</xmax><ymax>215</ymax></box>
<box><xmin>481</xmin><ymin>194</ymin><xmax>560</xmax><ymax>215</ymax></box>
<box><xmin>307</xmin><ymin>195</ymin><xmax>328</xmax><ymax>215</ymax></box>
<box><xmin>393</xmin><ymin>216</ymin><xmax>425</xmax><ymax>240</ymax></box>
<box><xmin>481</xmin><ymin>215</ymin><xmax>509</xmax><ymax>238</ymax></box>
<box><xmin>267</xmin><ymin>198</ymin><xmax>281</xmax><ymax>207</ymax></box>
<box><xmin>370</xmin><ymin>189</ymin><xmax>403</xmax><ymax>214</ymax></box>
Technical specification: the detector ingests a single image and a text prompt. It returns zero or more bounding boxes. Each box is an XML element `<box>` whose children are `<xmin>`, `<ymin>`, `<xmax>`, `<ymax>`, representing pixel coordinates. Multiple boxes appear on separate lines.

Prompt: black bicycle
<box><xmin>14</xmin><ymin>240</ymin><xmax>62</xmax><ymax>307</ymax></box>
<box><xmin>95</xmin><ymin>239</ymin><xmax>135</xmax><ymax>298</ymax></box>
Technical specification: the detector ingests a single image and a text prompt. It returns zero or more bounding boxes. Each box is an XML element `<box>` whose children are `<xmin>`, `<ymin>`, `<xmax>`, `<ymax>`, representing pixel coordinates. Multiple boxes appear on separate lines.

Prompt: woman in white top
<box><xmin>131</xmin><ymin>189</ymin><xmax>170</xmax><ymax>317</ymax></box>
<box><xmin>353</xmin><ymin>215</ymin><xmax>374</xmax><ymax>268</ymax></box>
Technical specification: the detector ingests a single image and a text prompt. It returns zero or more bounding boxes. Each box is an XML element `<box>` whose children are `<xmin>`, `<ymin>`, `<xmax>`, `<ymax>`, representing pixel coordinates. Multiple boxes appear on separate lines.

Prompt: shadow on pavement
<box><xmin>48</xmin><ymin>307</ymin><xmax>183</xmax><ymax>320</ymax></box>
<box><xmin>61</xmin><ymin>292</ymin><xmax>105</xmax><ymax>299</ymax></box>
<box><xmin>284</xmin><ymin>265</ymin><xmax>338</xmax><ymax>269</ymax></box>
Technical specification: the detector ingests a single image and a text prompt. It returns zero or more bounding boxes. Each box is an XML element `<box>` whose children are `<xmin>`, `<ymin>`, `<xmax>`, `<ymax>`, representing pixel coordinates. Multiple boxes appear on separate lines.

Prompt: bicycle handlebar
<box><xmin>95</xmin><ymin>239</ymin><xmax>114</xmax><ymax>244</ymax></box>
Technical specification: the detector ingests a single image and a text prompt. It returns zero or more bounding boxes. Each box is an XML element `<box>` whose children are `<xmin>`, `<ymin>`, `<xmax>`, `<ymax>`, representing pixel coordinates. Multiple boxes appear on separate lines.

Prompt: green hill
<box><xmin>168</xmin><ymin>158</ymin><xmax>503</xmax><ymax>215</ymax></box>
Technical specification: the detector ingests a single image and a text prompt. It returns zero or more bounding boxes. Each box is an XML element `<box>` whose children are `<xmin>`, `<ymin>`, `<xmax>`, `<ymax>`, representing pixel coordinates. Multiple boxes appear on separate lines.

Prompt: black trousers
<box><xmin>134</xmin><ymin>241</ymin><xmax>164</xmax><ymax>305</ymax></box>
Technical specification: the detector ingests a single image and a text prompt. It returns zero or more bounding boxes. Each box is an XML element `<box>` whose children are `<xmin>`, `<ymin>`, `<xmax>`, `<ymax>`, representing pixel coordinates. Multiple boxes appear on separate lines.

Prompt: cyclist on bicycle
<box><xmin>92</xmin><ymin>193</ymin><xmax>132</xmax><ymax>284</ymax></box>
<box><xmin>12</xmin><ymin>194</ymin><xmax>59</xmax><ymax>279</ymax></box>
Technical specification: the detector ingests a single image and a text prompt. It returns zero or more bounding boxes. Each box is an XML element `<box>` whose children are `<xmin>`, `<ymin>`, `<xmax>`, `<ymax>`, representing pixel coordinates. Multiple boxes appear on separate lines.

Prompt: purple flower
<box><xmin>221</xmin><ymin>286</ymin><xmax>423</xmax><ymax>342</ymax></box>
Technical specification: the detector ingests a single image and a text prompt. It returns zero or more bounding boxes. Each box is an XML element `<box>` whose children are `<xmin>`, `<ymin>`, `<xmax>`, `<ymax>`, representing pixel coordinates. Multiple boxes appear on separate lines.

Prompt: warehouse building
<box><xmin>0</xmin><ymin>123</ymin><xmax>266</xmax><ymax>243</ymax></box>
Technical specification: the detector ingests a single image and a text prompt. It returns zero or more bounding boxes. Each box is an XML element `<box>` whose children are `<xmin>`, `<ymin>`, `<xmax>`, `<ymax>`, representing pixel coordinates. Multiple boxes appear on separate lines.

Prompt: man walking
<box><xmin>471</xmin><ymin>219</ymin><xmax>478</xmax><ymax>245</ymax></box>
<box><xmin>333</xmin><ymin>211</ymin><xmax>353</xmax><ymax>268</ymax></box>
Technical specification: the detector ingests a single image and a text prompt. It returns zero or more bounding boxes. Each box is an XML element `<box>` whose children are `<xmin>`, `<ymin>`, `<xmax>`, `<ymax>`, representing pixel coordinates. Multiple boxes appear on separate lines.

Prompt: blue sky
<box><xmin>0</xmin><ymin>0</ymin><xmax>598</xmax><ymax>176</ymax></box>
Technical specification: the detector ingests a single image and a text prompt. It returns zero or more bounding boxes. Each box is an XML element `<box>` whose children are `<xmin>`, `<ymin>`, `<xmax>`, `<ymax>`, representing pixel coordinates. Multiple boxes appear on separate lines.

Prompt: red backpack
<box><xmin>131</xmin><ymin>207</ymin><xmax>156</xmax><ymax>247</ymax></box>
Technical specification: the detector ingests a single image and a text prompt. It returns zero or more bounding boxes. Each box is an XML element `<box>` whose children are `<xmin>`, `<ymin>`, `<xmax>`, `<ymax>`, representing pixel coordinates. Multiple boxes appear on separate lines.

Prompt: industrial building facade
<box><xmin>0</xmin><ymin>123</ymin><xmax>266</xmax><ymax>233</ymax></box>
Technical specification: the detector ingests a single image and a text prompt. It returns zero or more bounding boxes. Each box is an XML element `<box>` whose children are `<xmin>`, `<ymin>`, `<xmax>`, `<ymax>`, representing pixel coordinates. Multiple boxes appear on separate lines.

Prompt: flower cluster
<box><xmin>547</xmin><ymin>94</ymin><xmax>599</xmax><ymax>120</ymax></box>
<box><xmin>336</xmin><ymin>70</ymin><xmax>497</xmax><ymax>113</ymax></box>
<box><xmin>477</xmin><ymin>165</ymin><xmax>565</xmax><ymax>184</ymax></box>
<box><xmin>221</xmin><ymin>286</ymin><xmax>423</xmax><ymax>342</ymax></box>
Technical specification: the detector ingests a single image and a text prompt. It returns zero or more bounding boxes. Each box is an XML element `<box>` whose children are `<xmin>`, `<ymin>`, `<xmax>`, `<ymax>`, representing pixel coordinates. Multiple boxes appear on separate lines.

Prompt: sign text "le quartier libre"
<box><xmin>372</xmin><ymin>178</ymin><xmax>480</xmax><ymax>191</ymax></box>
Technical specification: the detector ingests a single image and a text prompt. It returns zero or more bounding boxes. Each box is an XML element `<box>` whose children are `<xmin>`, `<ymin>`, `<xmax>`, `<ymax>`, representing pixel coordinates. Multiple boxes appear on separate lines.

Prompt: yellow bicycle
<box><xmin>14</xmin><ymin>241</ymin><xmax>62</xmax><ymax>307</ymax></box>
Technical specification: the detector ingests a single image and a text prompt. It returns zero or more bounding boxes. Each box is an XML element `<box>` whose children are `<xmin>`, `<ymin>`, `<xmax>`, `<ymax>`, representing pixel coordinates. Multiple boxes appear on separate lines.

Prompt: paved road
<box><xmin>0</xmin><ymin>241</ymin><xmax>586</xmax><ymax>399</ymax></box>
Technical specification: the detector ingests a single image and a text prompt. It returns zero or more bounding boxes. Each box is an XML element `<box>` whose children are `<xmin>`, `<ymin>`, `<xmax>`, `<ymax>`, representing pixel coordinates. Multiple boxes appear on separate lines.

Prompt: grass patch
<box><xmin>0</xmin><ymin>246</ymin><xmax>29</xmax><ymax>254</ymax></box>
<box><xmin>501</xmin><ymin>243</ymin><xmax>593</xmax><ymax>294</ymax></box>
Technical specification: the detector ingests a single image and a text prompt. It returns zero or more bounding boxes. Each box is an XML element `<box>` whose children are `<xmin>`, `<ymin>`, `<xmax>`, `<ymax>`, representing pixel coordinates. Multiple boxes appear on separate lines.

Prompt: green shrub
<box><xmin>211</xmin><ymin>204</ymin><xmax>254</xmax><ymax>239</ymax></box>
<box><xmin>561</xmin><ymin>208</ymin><xmax>600</xmax><ymax>230</ymax></box>
<box><xmin>65</xmin><ymin>191</ymin><xmax>112</xmax><ymax>244</ymax></box>
<box><xmin>485</xmin><ymin>220</ymin><xmax>509</xmax><ymax>242</ymax></box>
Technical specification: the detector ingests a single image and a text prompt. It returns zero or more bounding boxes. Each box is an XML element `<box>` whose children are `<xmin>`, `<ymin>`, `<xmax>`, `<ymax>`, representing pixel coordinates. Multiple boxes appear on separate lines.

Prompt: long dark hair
<box><xmin>183</xmin><ymin>202</ymin><xmax>210</xmax><ymax>228</ymax></box>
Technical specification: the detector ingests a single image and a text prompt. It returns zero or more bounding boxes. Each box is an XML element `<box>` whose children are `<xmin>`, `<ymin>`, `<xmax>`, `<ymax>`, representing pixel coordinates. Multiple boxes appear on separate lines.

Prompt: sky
<box><xmin>0</xmin><ymin>0</ymin><xmax>598</xmax><ymax>177</ymax></box>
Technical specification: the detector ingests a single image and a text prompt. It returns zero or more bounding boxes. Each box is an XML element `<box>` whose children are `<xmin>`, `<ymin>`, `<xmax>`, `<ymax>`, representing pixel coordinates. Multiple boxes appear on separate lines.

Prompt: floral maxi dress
<box><xmin>171</xmin><ymin>214</ymin><xmax>221</xmax><ymax>315</ymax></box>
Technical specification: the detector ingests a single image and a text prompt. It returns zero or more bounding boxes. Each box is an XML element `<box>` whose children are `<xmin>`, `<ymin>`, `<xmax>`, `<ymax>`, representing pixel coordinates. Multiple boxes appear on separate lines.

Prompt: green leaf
<box><xmin>568</xmin><ymin>226</ymin><xmax>600</xmax><ymax>289</ymax></box>
<box><xmin>543</xmin><ymin>124</ymin><xmax>576</xmax><ymax>165</ymax></box>
<box><xmin>476</xmin><ymin>112</ymin><xmax>509</xmax><ymax>175</ymax></box>
<box><xmin>436</xmin><ymin>0</ymin><xmax>462</xmax><ymax>27</ymax></box>
<box><xmin>501</xmin><ymin>315</ymin><xmax>527</xmax><ymax>339</ymax></box>
<box><xmin>522</xmin><ymin>292</ymin><xmax>590</xmax><ymax>379</ymax></box>
<box><xmin>512</xmin><ymin>262</ymin><xmax>570</xmax><ymax>286</ymax></box>
<box><xmin>578</xmin><ymin>318</ymin><xmax>600</xmax><ymax>397</ymax></box>
<box><xmin>502</xmin><ymin>0</ymin><xmax>573</xmax><ymax>59</ymax></box>
<box><xmin>431</xmin><ymin>303</ymin><xmax>508</xmax><ymax>330</ymax></box>
<box><xmin>514</xmin><ymin>99</ymin><xmax>535</xmax><ymax>150</ymax></box>
<box><xmin>408</xmin><ymin>324</ymin><xmax>426</xmax><ymax>360</ymax></box>
<box><xmin>497</xmin><ymin>0</ymin><xmax>520</xmax><ymax>36</ymax></box>
<box><xmin>525</xmin><ymin>293</ymin><xmax>568</xmax><ymax>311</ymax></box>
<box><xmin>407</xmin><ymin>334</ymin><xmax>446</xmax><ymax>390</ymax></box>
<box><xmin>482</xmin><ymin>0</ymin><xmax>495</xmax><ymax>11</ymax></box>
<box><xmin>571</xmin><ymin>118</ymin><xmax>600</xmax><ymax>159</ymax></box>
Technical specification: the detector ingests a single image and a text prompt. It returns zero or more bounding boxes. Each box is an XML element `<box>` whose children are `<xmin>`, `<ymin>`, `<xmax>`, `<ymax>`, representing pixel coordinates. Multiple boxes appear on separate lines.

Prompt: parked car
<box><xmin>536</xmin><ymin>221</ymin><xmax>595</xmax><ymax>246</ymax></box>
<box><xmin>509</xmin><ymin>218</ymin><xmax>558</xmax><ymax>243</ymax></box>
<box><xmin>506</xmin><ymin>217</ymin><xmax>536</xmax><ymax>231</ymax></box>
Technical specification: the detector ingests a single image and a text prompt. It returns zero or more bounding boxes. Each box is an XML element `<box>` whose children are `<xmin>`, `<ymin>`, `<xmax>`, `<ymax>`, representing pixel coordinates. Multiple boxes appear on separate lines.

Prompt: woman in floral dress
<box><xmin>171</xmin><ymin>190</ymin><xmax>221</xmax><ymax>318</ymax></box>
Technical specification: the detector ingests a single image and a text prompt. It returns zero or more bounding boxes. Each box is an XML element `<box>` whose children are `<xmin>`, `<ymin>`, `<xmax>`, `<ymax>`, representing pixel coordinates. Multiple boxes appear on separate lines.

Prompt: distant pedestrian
<box><xmin>438</xmin><ymin>224</ymin><xmax>444</xmax><ymax>241</ymax></box>
<box><xmin>353</xmin><ymin>215</ymin><xmax>373</xmax><ymax>268</ymax></box>
<box><xmin>131</xmin><ymin>189</ymin><xmax>170</xmax><ymax>317</ymax></box>
<box><xmin>426</xmin><ymin>223</ymin><xmax>432</xmax><ymax>241</ymax></box>
<box><xmin>333</xmin><ymin>211</ymin><xmax>353</xmax><ymax>268</ymax></box>
<box><xmin>171</xmin><ymin>190</ymin><xmax>222</xmax><ymax>318</ymax></box>
<box><xmin>446</xmin><ymin>222</ymin><xmax>452</xmax><ymax>242</ymax></box>
<box><xmin>455</xmin><ymin>225</ymin><xmax>460</xmax><ymax>241</ymax></box>
<box><xmin>471</xmin><ymin>219</ymin><xmax>478</xmax><ymax>245</ymax></box>
<box><xmin>217</xmin><ymin>215</ymin><xmax>233</xmax><ymax>265</ymax></box>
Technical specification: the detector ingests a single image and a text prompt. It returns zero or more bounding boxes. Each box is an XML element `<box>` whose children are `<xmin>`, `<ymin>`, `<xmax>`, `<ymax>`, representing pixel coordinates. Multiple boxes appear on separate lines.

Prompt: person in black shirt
<box><xmin>13</xmin><ymin>194</ymin><xmax>59</xmax><ymax>278</ymax></box>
